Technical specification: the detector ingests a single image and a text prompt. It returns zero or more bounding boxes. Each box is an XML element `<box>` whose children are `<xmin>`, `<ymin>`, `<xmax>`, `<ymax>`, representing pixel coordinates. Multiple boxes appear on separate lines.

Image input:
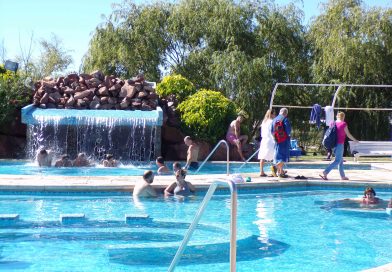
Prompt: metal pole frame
<box><xmin>168</xmin><ymin>179</ymin><xmax>238</xmax><ymax>272</ymax></box>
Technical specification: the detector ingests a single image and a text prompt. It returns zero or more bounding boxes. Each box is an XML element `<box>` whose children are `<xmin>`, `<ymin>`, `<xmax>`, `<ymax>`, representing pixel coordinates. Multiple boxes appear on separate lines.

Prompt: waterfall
<box><xmin>22</xmin><ymin>105</ymin><xmax>163</xmax><ymax>162</ymax></box>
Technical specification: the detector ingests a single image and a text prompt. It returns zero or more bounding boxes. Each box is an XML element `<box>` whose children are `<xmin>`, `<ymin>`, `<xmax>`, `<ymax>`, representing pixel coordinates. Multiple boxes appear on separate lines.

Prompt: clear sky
<box><xmin>1</xmin><ymin>0</ymin><xmax>391</xmax><ymax>72</ymax></box>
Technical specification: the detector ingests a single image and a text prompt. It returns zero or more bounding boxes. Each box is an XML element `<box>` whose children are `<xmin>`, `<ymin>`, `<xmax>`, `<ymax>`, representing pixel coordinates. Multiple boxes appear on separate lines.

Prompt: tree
<box><xmin>308</xmin><ymin>0</ymin><xmax>392</xmax><ymax>140</ymax></box>
<box><xmin>38</xmin><ymin>34</ymin><xmax>73</xmax><ymax>78</ymax></box>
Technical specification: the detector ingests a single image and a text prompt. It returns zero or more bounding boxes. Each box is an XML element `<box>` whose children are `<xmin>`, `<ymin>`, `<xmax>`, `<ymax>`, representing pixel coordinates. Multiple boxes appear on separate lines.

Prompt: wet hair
<box><xmin>156</xmin><ymin>156</ymin><xmax>165</xmax><ymax>164</ymax></box>
<box><xmin>61</xmin><ymin>154</ymin><xmax>70</xmax><ymax>160</ymax></box>
<box><xmin>143</xmin><ymin>170</ymin><xmax>154</xmax><ymax>183</ymax></box>
<box><xmin>78</xmin><ymin>153</ymin><xmax>86</xmax><ymax>158</ymax></box>
<box><xmin>364</xmin><ymin>187</ymin><xmax>376</xmax><ymax>196</ymax></box>
<box><xmin>105</xmin><ymin>154</ymin><xmax>114</xmax><ymax>160</ymax></box>
<box><xmin>39</xmin><ymin>149</ymin><xmax>48</xmax><ymax>155</ymax></box>
<box><xmin>184</xmin><ymin>136</ymin><xmax>193</xmax><ymax>142</ymax></box>
<box><xmin>175</xmin><ymin>168</ymin><xmax>187</xmax><ymax>178</ymax></box>
<box><xmin>172</xmin><ymin>161</ymin><xmax>182</xmax><ymax>171</ymax></box>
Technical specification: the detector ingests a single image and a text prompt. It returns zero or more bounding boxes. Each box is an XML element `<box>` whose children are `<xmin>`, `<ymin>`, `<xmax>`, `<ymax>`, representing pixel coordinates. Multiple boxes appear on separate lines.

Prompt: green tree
<box><xmin>38</xmin><ymin>34</ymin><xmax>73</xmax><ymax>78</ymax></box>
<box><xmin>308</xmin><ymin>0</ymin><xmax>392</xmax><ymax>140</ymax></box>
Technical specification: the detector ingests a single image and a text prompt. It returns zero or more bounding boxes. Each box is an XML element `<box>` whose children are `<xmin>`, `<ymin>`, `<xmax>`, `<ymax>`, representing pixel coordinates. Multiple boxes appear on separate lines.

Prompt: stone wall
<box><xmin>32</xmin><ymin>71</ymin><xmax>158</xmax><ymax>111</ymax></box>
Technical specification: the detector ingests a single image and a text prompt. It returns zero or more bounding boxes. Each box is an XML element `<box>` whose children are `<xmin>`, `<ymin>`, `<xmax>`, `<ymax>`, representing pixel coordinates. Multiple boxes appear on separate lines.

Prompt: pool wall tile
<box><xmin>60</xmin><ymin>214</ymin><xmax>86</xmax><ymax>224</ymax></box>
<box><xmin>0</xmin><ymin>214</ymin><xmax>19</xmax><ymax>226</ymax></box>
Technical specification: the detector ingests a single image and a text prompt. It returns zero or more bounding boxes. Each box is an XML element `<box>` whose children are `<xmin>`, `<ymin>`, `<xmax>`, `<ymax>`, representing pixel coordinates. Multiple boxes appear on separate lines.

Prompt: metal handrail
<box><xmin>195</xmin><ymin>140</ymin><xmax>230</xmax><ymax>175</ymax></box>
<box><xmin>238</xmin><ymin>147</ymin><xmax>260</xmax><ymax>171</ymax></box>
<box><xmin>167</xmin><ymin>179</ymin><xmax>238</xmax><ymax>272</ymax></box>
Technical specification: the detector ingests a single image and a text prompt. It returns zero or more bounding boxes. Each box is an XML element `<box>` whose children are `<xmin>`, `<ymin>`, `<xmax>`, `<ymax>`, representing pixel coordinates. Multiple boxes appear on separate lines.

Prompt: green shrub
<box><xmin>0</xmin><ymin>66</ymin><xmax>32</xmax><ymax>125</ymax></box>
<box><xmin>156</xmin><ymin>74</ymin><xmax>196</xmax><ymax>102</ymax></box>
<box><xmin>178</xmin><ymin>89</ymin><xmax>237</xmax><ymax>143</ymax></box>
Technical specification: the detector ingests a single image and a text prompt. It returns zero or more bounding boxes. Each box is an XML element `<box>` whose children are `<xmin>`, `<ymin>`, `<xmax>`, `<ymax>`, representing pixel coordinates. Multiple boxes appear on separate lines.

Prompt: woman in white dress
<box><xmin>258</xmin><ymin>109</ymin><xmax>276</xmax><ymax>176</ymax></box>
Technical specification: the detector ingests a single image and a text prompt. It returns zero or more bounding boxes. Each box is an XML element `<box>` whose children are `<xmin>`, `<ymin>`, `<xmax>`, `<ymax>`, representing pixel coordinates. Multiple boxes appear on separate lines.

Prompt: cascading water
<box><xmin>22</xmin><ymin>105</ymin><xmax>163</xmax><ymax>162</ymax></box>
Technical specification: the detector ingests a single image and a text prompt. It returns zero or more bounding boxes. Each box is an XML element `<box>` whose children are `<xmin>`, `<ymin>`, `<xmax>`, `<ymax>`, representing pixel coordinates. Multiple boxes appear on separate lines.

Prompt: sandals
<box><xmin>294</xmin><ymin>175</ymin><xmax>308</xmax><ymax>180</ymax></box>
<box><xmin>319</xmin><ymin>173</ymin><xmax>328</xmax><ymax>180</ymax></box>
<box><xmin>259</xmin><ymin>173</ymin><xmax>267</xmax><ymax>177</ymax></box>
<box><xmin>279</xmin><ymin>173</ymin><xmax>288</xmax><ymax>178</ymax></box>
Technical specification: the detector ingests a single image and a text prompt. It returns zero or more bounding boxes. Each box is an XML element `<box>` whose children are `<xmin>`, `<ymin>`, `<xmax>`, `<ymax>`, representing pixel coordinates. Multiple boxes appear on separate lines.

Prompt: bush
<box><xmin>0</xmin><ymin>66</ymin><xmax>32</xmax><ymax>125</ymax></box>
<box><xmin>156</xmin><ymin>74</ymin><xmax>196</xmax><ymax>102</ymax></box>
<box><xmin>178</xmin><ymin>89</ymin><xmax>237</xmax><ymax>143</ymax></box>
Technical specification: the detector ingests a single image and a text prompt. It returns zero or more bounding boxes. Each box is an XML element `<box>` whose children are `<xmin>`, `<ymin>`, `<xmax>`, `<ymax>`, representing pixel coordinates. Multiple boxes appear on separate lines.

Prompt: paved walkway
<box><xmin>0</xmin><ymin>162</ymin><xmax>391</xmax><ymax>192</ymax></box>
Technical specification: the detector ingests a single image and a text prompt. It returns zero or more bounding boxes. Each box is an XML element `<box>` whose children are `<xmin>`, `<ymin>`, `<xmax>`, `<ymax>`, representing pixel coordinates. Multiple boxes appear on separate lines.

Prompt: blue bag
<box><xmin>322</xmin><ymin>123</ymin><xmax>337</xmax><ymax>149</ymax></box>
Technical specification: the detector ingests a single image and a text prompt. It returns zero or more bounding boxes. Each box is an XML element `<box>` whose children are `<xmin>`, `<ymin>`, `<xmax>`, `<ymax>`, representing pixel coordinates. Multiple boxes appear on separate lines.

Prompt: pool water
<box><xmin>0</xmin><ymin>160</ymin><xmax>371</xmax><ymax>176</ymax></box>
<box><xmin>0</xmin><ymin>187</ymin><xmax>391</xmax><ymax>271</ymax></box>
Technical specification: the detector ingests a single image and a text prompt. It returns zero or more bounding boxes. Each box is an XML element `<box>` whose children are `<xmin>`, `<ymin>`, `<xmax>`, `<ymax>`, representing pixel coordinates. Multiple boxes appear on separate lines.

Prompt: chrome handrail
<box><xmin>195</xmin><ymin>140</ymin><xmax>230</xmax><ymax>175</ymax></box>
<box><xmin>238</xmin><ymin>147</ymin><xmax>260</xmax><ymax>171</ymax></box>
<box><xmin>167</xmin><ymin>179</ymin><xmax>237</xmax><ymax>272</ymax></box>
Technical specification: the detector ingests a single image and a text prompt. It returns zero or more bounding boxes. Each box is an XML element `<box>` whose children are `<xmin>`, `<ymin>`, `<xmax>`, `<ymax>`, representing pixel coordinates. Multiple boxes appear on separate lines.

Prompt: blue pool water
<box><xmin>0</xmin><ymin>160</ymin><xmax>371</xmax><ymax>176</ymax></box>
<box><xmin>0</xmin><ymin>187</ymin><xmax>391</xmax><ymax>271</ymax></box>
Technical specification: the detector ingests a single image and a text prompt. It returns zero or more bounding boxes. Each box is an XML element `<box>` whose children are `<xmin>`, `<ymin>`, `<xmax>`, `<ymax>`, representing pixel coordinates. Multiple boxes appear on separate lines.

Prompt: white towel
<box><xmin>324</xmin><ymin>106</ymin><xmax>335</xmax><ymax>127</ymax></box>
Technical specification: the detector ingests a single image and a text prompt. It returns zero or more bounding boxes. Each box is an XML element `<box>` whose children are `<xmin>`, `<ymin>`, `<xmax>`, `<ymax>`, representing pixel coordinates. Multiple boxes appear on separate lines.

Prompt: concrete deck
<box><xmin>0</xmin><ymin>162</ymin><xmax>391</xmax><ymax>192</ymax></box>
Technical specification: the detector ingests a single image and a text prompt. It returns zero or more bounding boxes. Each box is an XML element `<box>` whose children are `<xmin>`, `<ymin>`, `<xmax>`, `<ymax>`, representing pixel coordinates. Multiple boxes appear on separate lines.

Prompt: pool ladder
<box><xmin>195</xmin><ymin>140</ymin><xmax>230</xmax><ymax>175</ymax></box>
<box><xmin>168</xmin><ymin>179</ymin><xmax>238</xmax><ymax>272</ymax></box>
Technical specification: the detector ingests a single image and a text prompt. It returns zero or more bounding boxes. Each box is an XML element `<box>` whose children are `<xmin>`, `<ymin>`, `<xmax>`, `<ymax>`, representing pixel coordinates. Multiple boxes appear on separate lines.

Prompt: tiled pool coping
<box><xmin>0</xmin><ymin>163</ymin><xmax>390</xmax><ymax>192</ymax></box>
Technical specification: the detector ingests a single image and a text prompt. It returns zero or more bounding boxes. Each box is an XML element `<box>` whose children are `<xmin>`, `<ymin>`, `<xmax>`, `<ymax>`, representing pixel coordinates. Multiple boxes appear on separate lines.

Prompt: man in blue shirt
<box><xmin>271</xmin><ymin>108</ymin><xmax>291</xmax><ymax>178</ymax></box>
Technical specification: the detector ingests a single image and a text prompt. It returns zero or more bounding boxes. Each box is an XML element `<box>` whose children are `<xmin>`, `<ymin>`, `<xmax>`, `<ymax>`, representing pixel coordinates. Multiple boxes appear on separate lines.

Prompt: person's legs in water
<box><xmin>322</xmin><ymin>144</ymin><xmax>344</xmax><ymax>179</ymax></box>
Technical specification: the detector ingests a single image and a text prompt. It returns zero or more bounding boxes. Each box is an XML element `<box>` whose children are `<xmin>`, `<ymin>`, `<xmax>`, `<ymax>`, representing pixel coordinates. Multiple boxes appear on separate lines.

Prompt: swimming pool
<box><xmin>0</xmin><ymin>160</ymin><xmax>371</xmax><ymax>176</ymax></box>
<box><xmin>0</xmin><ymin>186</ymin><xmax>391</xmax><ymax>271</ymax></box>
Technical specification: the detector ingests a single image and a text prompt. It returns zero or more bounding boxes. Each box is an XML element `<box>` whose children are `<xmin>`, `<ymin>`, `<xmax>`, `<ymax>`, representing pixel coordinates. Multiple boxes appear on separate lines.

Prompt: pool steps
<box><xmin>0</xmin><ymin>214</ymin><xmax>19</xmax><ymax>226</ymax></box>
<box><xmin>0</xmin><ymin>213</ymin><xmax>151</xmax><ymax>226</ymax></box>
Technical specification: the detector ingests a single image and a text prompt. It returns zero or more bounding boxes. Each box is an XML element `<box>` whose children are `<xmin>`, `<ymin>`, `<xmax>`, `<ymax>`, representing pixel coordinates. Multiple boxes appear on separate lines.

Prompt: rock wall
<box><xmin>32</xmin><ymin>71</ymin><xmax>158</xmax><ymax>111</ymax></box>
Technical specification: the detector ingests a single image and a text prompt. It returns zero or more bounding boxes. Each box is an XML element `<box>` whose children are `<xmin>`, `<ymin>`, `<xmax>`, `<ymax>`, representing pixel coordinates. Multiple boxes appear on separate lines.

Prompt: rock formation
<box><xmin>32</xmin><ymin>71</ymin><xmax>158</xmax><ymax>111</ymax></box>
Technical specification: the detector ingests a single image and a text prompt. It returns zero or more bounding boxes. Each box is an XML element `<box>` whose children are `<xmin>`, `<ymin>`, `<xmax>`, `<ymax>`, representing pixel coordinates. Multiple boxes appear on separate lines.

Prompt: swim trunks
<box><xmin>189</xmin><ymin>161</ymin><xmax>199</xmax><ymax>170</ymax></box>
<box><xmin>226</xmin><ymin>134</ymin><xmax>238</xmax><ymax>144</ymax></box>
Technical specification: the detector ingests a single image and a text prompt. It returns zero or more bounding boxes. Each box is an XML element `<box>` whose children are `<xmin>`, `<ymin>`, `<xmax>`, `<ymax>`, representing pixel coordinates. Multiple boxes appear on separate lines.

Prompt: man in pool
<box><xmin>103</xmin><ymin>154</ymin><xmax>118</xmax><ymax>167</ymax></box>
<box><xmin>184</xmin><ymin>136</ymin><xmax>199</xmax><ymax>170</ymax></box>
<box><xmin>362</xmin><ymin>187</ymin><xmax>380</xmax><ymax>204</ymax></box>
<box><xmin>36</xmin><ymin>149</ymin><xmax>52</xmax><ymax>167</ymax></box>
<box><xmin>54</xmin><ymin>154</ymin><xmax>73</xmax><ymax>167</ymax></box>
<box><xmin>133</xmin><ymin>170</ymin><xmax>158</xmax><ymax>198</ymax></box>
<box><xmin>156</xmin><ymin>156</ymin><xmax>170</xmax><ymax>175</ymax></box>
<box><xmin>73</xmin><ymin>153</ymin><xmax>90</xmax><ymax>167</ymax></box>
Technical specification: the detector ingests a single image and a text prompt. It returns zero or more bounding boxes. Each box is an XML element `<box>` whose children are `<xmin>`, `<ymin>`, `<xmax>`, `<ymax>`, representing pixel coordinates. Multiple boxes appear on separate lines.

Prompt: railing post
<box><xmin>168</xmin><ymin>179</ymin><xmax>237</xmax><ymax>272</ymax></box>
<box><xmin>195</xmin><ymin>140</ymin><xmax>230</xmax><ymax>175</ymax></box>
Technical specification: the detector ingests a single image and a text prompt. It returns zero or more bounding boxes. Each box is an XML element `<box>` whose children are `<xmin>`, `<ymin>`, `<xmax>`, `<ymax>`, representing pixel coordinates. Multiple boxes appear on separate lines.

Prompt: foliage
<box><xmin>37</xmin><ymin>34</ymin><xmax>73</xmax><ymax>78</ymax></box>
<box><xmin>156</xmin><ymin>74</ymin><xmax>195</xmax><ymax>102</ymax></box>
<box><xmin>83</xmin><ymin>0</ymin><xmax>392</xmax><ymax>146</ymax></box>
<box><xmin>177</xmin><ymin>89</ymin><xmax>236</xmax><ymax>143</ymax></box>
<box><xmin>0</xmin><ymin>66</ymin><xmax>32</xmax><ymax>125</ymax></box>
<box><xmin>308</xmin><ymin>0</ymin><xmax>392</xmax><ymax>140</ymax></box>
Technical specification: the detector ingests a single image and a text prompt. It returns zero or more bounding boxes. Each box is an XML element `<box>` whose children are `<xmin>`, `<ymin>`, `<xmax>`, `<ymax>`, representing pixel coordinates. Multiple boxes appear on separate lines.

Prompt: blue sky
<box><xmin>1</xmin><ymin>0</ymin><xmax>391</xmax><ymax>72</ymax></box>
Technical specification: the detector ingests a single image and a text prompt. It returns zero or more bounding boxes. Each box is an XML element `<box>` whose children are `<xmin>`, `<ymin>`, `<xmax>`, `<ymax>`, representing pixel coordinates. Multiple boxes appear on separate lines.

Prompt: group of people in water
<box><xmin>36</xmin><ymin>149</ymin><xmax>120</xmax><ymax>168</ymax></box>
<box><xmin>37</xmin><ymin>149</ymin><xmax>91</xmax><ymax>167</ymax></box>
<box><xmin>133</xmin><ymin>161</ymin><xmax>196</xmax><ymax>198</ymax></box>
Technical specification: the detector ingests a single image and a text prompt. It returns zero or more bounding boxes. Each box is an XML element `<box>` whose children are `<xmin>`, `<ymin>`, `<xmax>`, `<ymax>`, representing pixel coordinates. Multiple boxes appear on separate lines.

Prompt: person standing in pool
<box><xmin>156</xmin><ymin>156</ymin><xmax>170</xmax><ymax>175</ymax></box>
<box><xmin>226</xmin><ymin>114</ymin><xmax>248</xmax><ymax>161</ymax></box>
<box><xmin>133</xmin><ymin>170</ymin><xmax>158</xmax><ymax>198</ymax></box>
<box><xmin>320</xmin><ymin>112</ymin><xmax>358</xmax><ymax>180</ymax></box>
<box><xmin>184</xmin><ymin>136</ymin><xmax>200</xmax><ymax>170</ymax></box>
<box><xmin>36</xmin><ymin>149</ymin><xmax>52</xmax><ymax>167</ymax></box>
<box><xmin>164</xmin><ymin>169</ymin><xmax>196</xmax><ymax>197</ymax></box>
